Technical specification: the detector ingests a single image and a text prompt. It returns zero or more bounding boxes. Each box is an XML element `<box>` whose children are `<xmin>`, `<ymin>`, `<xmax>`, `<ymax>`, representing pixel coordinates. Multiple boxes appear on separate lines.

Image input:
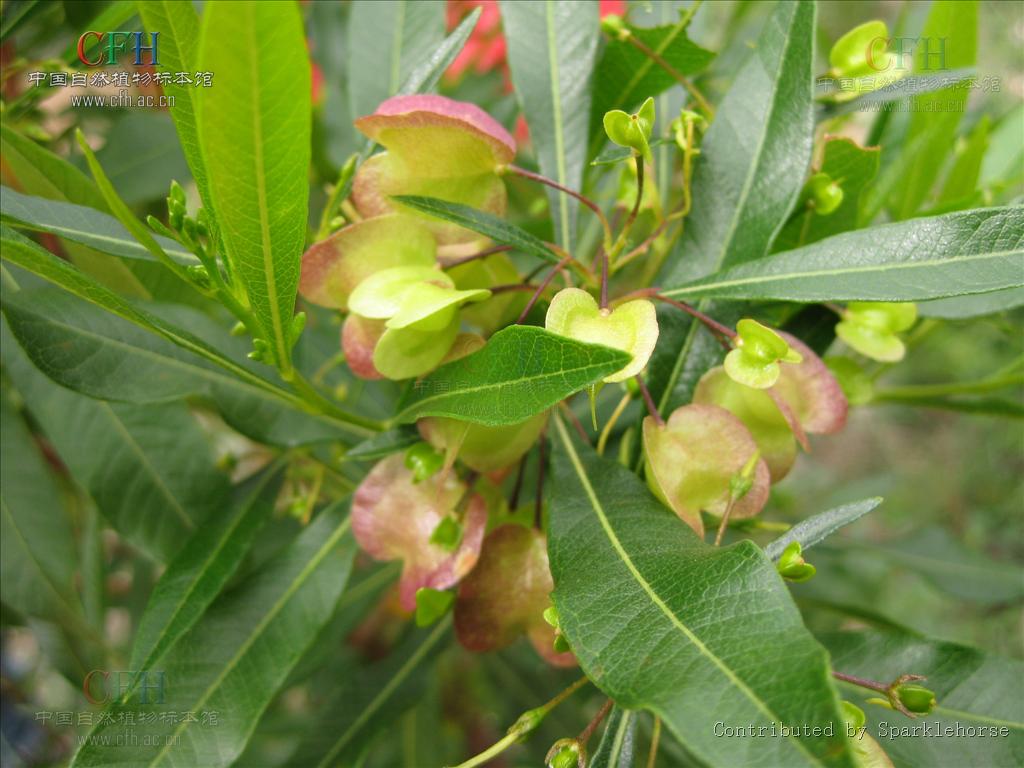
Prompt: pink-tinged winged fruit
<box><xmin>454</xmin><ymin>525</ymin><xmax>575</xmax><ymax>667</ymax></box>
<box><xmin>643</xmin><ymin>404</ymin><xmax>769</xmax><ymax>536</ymax></box>
<box><xmin>545</xmin><ymin>288</ymin><xmax>659</xmax><ymax>383</ymax></box>
<box><xmin>352</xmin><ymin>454</ymin><xmax>486</xmax><ymax>611</ymax></box>
<box><xmin>724</xmin><ymin>319</ymin><xmax>802</xmax><ymax>390</ymax></box>
<box><xmin>835</xmin><ymin>302</ymin><xmax>917</xmax><ymax>362</ymax></box>
<box><xmin>352</xmin><ymin>94</ymin><xmax>516</xmax><ymax>245</ymax></box>
<box><xmin>341</xmin><ymin>313</ymin><xmax>386</xmax><ymax>380</ymax></box>
<box><xmin>299</xmin><ymin>214</ymin><xmax>436</xmax><ymax>310</ymax></box>
<box><xmin>694</xmin><ymin>334</ymin><xmax>847</xmax><ymax>481</ymax></box>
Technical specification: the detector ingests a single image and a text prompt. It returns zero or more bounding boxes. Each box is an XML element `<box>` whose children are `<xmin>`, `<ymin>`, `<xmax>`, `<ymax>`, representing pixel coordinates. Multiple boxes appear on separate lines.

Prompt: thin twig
<box><xmin>509</xmin><ymin>455</ymin><xmax>527</xmax><ymax>510</ymax></box>
<box><xmin>647</xmin><ymin>716</ymin><xmax>662</xmax><ymax>768</ymax></box>
<box><xmin>516</xmin><ymin>255</ymin><xmax>574</xmax><ymax>323</ymax></box>
<box><xmin>535</xmin><ymin>429</ymin><xmax>547</xmax><ymax>528</ymax></box>
<box><xmin>559</xmin><ymin>401</ymin><xmax>592</xmax><ymax>445</ymax></box>
<box><xmin>597</xmin><ymin>391</ymin><xmax>632</xmax><ymax>456</ymax></box>
<box><xmin>654</xmin><ymin>294</ymin><xmax>736</xmax><ymax>348</ymax></box>
<box><xmin>440</xmin><ymin>244</ymin><xmax>515</xmax><ymax>268</ymax></box>
<box><xmin>713</xmin><ymin>494</ymin><xmax>737</xmax><ymax>547</ymax></box>
<box><xmin>508</xmin><ymin>164</ymin><xmax>613</xmax><ymax>249</ymax></box>
<box><xmin>579</xmin><ymin>699</ymin><xmax>615</xmax><ymax>746</ymax></box>
<box><xmin>635</xmin><ymin>375</ymin><xmax>665</xmax><ymax>427</ymax></box>
<box><xmin>625</xmin><ymin>33</ymin><xmax>715</xmax><ymax>119</ymax></box>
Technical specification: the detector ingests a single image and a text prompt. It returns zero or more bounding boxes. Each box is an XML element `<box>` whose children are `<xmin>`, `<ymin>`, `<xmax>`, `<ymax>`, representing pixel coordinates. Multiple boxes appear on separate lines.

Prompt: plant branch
<box><xmin>516</xmin><ymin>254</ymin><xmax>575</xmax><ymax>323</ymax></box>
<box><xmin>647</xmin><ymin>716</ymin><xmax>662</xmax><ymax>768</ymax></box>
<box><xmin>597</xmin><ymin>391</ymin><xmax>632</xmax><ymax>455</ymax></box>
<box><xmin>609</xmin><ymin>156</ymin><xmax>645</xmax><ymax>263</ymax></box>
<box><xmin>654</xmin><ymin>294</ymin><xmax>736</xmax><ymax>347</ymax></box>
<box><xmin>579</xmin><ymin>699</ymin><xmax>614</xmax><ymax>745</ymax></box>
<box><xmin>440</xmin><ymin>244</ymin><xmax>515</xmax><ymax>268</ymax></box>
<box><xmin>447</xmin><ymin>677</ymin><xmax>590</xmax><ymax>768</ymax></box>
<box><xmin>624</xmin><ymin>32</ymin><xmax>714</xmax><ymax>119</ymax></box>
<box><xmin>635</xmin><ymin>375</ymin><xmax>664</xmax><ymax>427</ymax></box>
<box><xmin>508</xmin><ymin>164</ymin><xmax>613</xmax><ymax>250</ymax></box>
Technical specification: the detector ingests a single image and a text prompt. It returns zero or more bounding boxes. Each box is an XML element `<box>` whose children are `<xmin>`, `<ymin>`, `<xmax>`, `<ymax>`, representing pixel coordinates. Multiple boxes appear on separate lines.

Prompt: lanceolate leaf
<box><xmin>129</xmin><ymin>469</ymin><xmax>283</xmax><ymax>676</ymax></box>
<box><xmin>136</xmin><ymin>0</ymin><xmax>212</xmax><ymax>213</ymax></box>
<box><xmin>197</xmin><ymin>0</ymin><xmax>310</xmax><ymax>373</ymax></box>
<box><xmin>661</xmin><ymin>207</ymin><xmax>1024</xmax><ymax>303</ymax></box>
<box><xmin>0</xmin><ymin>228</ymin><xmax>379</xmax><ymax>441</ymax></box>
<box><xmin>70</xmin><ymin>502</ymin><xmax>357</xmax><ymax>768</ymax></box>
<box><xmin>589</xmin><ymin>707</ymin><xmax>637</xmax><ymax>768</ymax></box>
<box><xmin>348</xmin><ymin>0</ymin><xmax>445</xmax><ymax>119</ymax></box>
<box><xmin>393</xmin><ymin>195</ymin><xmax>560</xmax><ymax>265</ymax></box>
<box><xmin>764</xmin><ymin>498</ymin><xmax>883</xmax><ymax>561</ymax></box>
<box><xmin>0</xmin><ymin>125</ymin><xmax>106</xmax><ymax>209</ymax></box>
<box><xmin>284</xmin><ymin>621</ymin><xmax>451</xmax><ymax>768</ymax></box>
<box><xmin>919</xmin><ymin>286</ymin><xmax>1024</xmax><ymax>319</ymax></box>
<box><xmin>889</xmin><ymin>1</ymin><xmax>977</xmax><ymax>220</ymax></box>
<box><xmin>395</xmin><ymin>325</ymin><xmax>631</xmax><ymax>426</ymax></box>
<box><xmin>0</xmin><ymin>393</ymin><xmax>82</xmax><ymax>627</ymax></box>
<box><xmin>650</xmin><ymin>0</ymin><xmax>816</xmax><ymax>416</ymax></box>
<box><xmin>825</xmin><ymin>628</ymin><xmax>1024</xmax><ymax>768</ymax></box>
<box><xmin>1</xmin><ymin>321</ymin><xmax>228</xmax><ymax>562</ymax></box>
<box><xmin>398</xmin><ymin>6</ymin><xmax>481</xmax><ymax>96</ymax></box>
<box><xmin>501</xmin><ymin>0</ymin><xmax>600</xmax><ymax>249</ymax></box>
<box><xmin>548</xmin><ymin>416</ymin><xmax>855</xmax><ymax>768</ymax></box>
<box><xmin>1</xmin><ymin>186</ymin><xmax>197</xmax><ymax>264</ymax></box>
<box><xmin>345</xmin><ymin>426</ymin><xmax>421</xmax><ymax>461</ymax></box>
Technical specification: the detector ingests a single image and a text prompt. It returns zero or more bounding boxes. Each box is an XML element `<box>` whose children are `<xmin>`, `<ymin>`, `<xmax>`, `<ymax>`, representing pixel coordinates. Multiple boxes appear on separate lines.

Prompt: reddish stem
<box><xmin>654</xmin><ymin>294</ymin><xmax>736</xmax><ymax>348</ymax></box>
<box><xmin>508</xmin><ymin>165</ymin><xmax>612</xmax><ymax>246</ymax></box>
<box><xmin>516</xmin><ymin>255</ymin><xmax>574</xmax><ymax>324</ymax></box>
<box><xmin>635</xmin><ymin>375</ymin><xmax>665</xmax><ymax>427</ymax></box>
<box><xmin>440</xmin><ymin>244</ymin><xmax>514</xmax><ymax>268</ymax></box>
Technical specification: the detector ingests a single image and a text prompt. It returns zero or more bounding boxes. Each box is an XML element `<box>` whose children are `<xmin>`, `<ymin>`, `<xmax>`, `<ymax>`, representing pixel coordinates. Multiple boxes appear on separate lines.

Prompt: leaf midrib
<box><xmin>663</xmin><ymin>247</ymin><xmax>1024</xmax><ymax>298</ymax></box>
<box><xmin>657</xmin><ymin>3</ymin><xmax>804</xmax><ymax>414</ymax></box>
<box><xmin>316</xmin><ymin>617</ymin><xmax>450</xmax><ymax>767</ymax></box>
<box><xmin>399</xmin><ymin>357</ymin><xmax>626</xmax><ymax>421</ymax></box>
<box><xmin>148</xmin><ymin>518</ymin><xmax>353</xmax><ymax>768</ymax></box>
<box><xmin>545</xmin><ymin>0</ymin><xmax>570</xmax><ymax>247</ymax></box>
<box><xmin>552</xmin><ymin>416</ymin><xmax>823</xmax><ymax>766</ymax></box>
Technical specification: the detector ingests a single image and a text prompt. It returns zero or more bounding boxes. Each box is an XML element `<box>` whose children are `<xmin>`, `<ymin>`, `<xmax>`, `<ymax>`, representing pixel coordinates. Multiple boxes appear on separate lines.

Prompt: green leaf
<box><xmin>91</xmin><ymin>112</ymin><xmax>192</xmax><ymax>205</ymax></box>
<box><xmin>774</xmin><ymin>138</ymin><xmax>881</xmax><ymax>252</ymax></box>
<box><xmin>345</xmin><ymin>426</ymin><xmax>421</xmax><ymax>461</ymax></box>
<box><xmin>398</xmin><ymin>6</ymin><xmax>481</xmax><ymax>96</ymax></box>
<box><xmin>1</xmin><ymin>320</ymin><xmax>228</xmax><ymax>562</ymax></box>
<box><xmin>919</xmin><ymin>286</ymin><xmax>1024</xmax><ymax>318</ymax></box>
<box><xmin>844</xmin><ymin>528</ymin><xmax>1024</xmax><ymax>606</ymax></box>
<box><xmin>284</xmin><ymin>621</ymin><xmax>451</xmax><ymax>768</ymax></box>
<box><xmin>129</xmin><ymin>469</ymin><xmax>282</xmax><ymax>677</ymax></box>
<box><xmin>764</xmin><ymin>498</ymin><xmax>883</xmax><ymax>561</ymax></box>
<box><xmin>889</xmin><ymin>1</ymin><xmax>977</xmax><ymax>219</ymax></box>
<box><xmin>548</xmin><ymin>417</ymin><xmax>855</xmax><ymax>767</ymax></box>
<box><xmin>1</xmin><ymin>186</ymin><xmax>197</xmax><ymax>264</ymax></box>
<box><xmin>70</xmin><ymin>501</ymin><xmax>356</xmax><ymax>768</ymax></box>
<box><xmin>590</xmin><ymin>707</ymin><xmax>637</xmax><ymax>768</ymax></box>
<box><xmin>136</xmin><ymin>0</ymin><xmax>212</xmax><ymax>211</ymax></box>
<box><xmin>588</xmin><ymin>19</ymin><xmax>714</xmax><ymax>157</ymax></box>
<box><xmin>501</xmin><ymin>0</ymin><xmax>600</xmax><ymax>250</ymax></box>
<box><xmin>0</xmin><ymin>227</ymin><xmax>379</xmax><ymax>440</ymax></box>
<box><xmin>0</xmin><ymin>125</ymin><xmax>106</xmax><ymax>209</ymax></box>
<box><xmin>650</xmin><ymin>0</ymin><xmax>816</xmax><ymax>417</ymax></box>
<box><xmin>591</xmin><ymin>137</ymin><xmax>671</xmax><ymax>167</ymax></box>
<box><xmin>348</xmin><ymin>0</ymin><xmax>445</xmax><ymax>119</ymax></box>
<box><xmin>0</xmin><ymin>391</ymin><xmax>82</xmax><ymax>626</ymax></box>
<box><xmin>662</xmin><ymin>207</ymin><xmax>1024</xmax><ymax>303</ymax></box>
<box><xmin>393</xmin><ymin>195</ymin><xmax>560</xmax><ymax>265</ymax></box>
<box><xmin>395</xmin><ymin>325</ymin><xmax>631</xmax><ymax>426</ymax></box>
<box><xmin>938</xmin><ymin>115</ymin><xmax>991</xmax><ymax>206</ymax></box>
<box><xmin>824</xmin><ymin>628</ymin><xmax>1024</xmax><ymax>768</ymax></box>
<box><xmin>197</xmin><ymin>0</ymin><xmax>310</xmax><ymax>373</ymax></box>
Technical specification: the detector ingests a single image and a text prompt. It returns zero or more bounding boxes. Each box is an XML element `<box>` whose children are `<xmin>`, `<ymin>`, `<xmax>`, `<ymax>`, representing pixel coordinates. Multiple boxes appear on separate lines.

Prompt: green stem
<box><xmin>873</xmin><ymin>374</ymin><xmax>1024</xmax><ymax>401</ymax></box>
<box><xmin>609</xmin><ymin>156</ymin><xmax>645</xmax><ymax>263</ymax></box>
<box><xmin>316</xmin><ymin>154</ymin><xmax>359</xmax><ymax>241</ymax></box>
<box><xmin>448</xmin><ymin>677</ymin><xmax>590</xmax><ymax>768</ymax></box>
<box><xmin>285</xmin><ymin>369</ymin><xmax>387</xmax><ymax>432</ymax></box>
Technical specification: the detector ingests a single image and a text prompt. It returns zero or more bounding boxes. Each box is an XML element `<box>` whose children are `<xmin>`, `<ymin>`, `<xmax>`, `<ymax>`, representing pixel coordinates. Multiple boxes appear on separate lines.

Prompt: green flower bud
<box><xmin>429</xmin><ymin>515</ymin><xmax>464</xmax><ymax>552</ymax></box>
<box><xmin>414</xmin><ymin>587</ymin><xmax>455</xmax><ymax>628</ymax></box>
<box><xmin>776</xmin><ymin>541</ymin><xmax>816</xmax><ymax>582</ymax></box>
<box><xmin>670</xmin><ymin>109</ymin><xmax>707</xmax><ymax>152</ymax></box>
<box><xmin>553</xmin><ymin>633</ymin><xmax>571</xmax><ymax>654</ymax></box>
<box><xmin>186</xmin><ymin>264</ymin><xmax>212</xmax><ymax>291</ymax></box>
<box><xmin>167</xmin><ymin>200</ymin><xmax>185</xmax><ymax>232</ymax></box>
<box><xmin>230</xmin><ymin>321</ymin><xmax>247</xmax><ymax>337</ymax></box>
<box><xmin>830</xmin><ymin>20</ymin><xmax>890</xmax><ymax>79</ymax></box>
<box><xmin>542</xmin><ymin>605</ymin><xmax>560</xmax><ymax>628</ymax></box>
<box><xmin>724</xmin><ymin>319</ymin><xmax>803</xmax><ymax>389</ymax></box>
<box><xmin>603</xmin><ymin>97</ymin><xmax>656</xmax><ymax>164</ymax></box>
<box><xmin>194</xmin><ymin>207</ymin><xmax>210</xmax><ymax>238</ymax></box>
<box><xmin>168</xmin><ymin>179</ymin><xmax>187</xmax><ymax>207</ymax></box>
<box><xmin>404</xmin><ymin>441</ymin><xmax>444</xmax><ymax>483</ymax></box>
<box><xmin>289</xmin><ymin>311</ymin><xmax>307</xmax><ymax>348</ymax></box>
<box><xmin>805</xmin><ymin>172</ymin><xmax>844</xmax><ymax>215</ymax></box>
<box><xmin>600</xmin><ymin>14</ymin><xmax>628</xmax><ymax>39</ymax></box>
<box><xmin>835</xmin><ymin>302</ymin><xmax>917</xmax><ymax>362</ymax></box>
<box><xmin>896</xmin><ymin>684</ymin><xmax>937</xmax><ymax>715</ymax></box>
<box><xmin>247</xmin><ymin>338</ymin><xmax>270</xmax><ymax>362</ymax></box>
<box><xmin>547</xmin><ymin>739</ymin><xmax>584</xmax><ymax>768</ymax></box>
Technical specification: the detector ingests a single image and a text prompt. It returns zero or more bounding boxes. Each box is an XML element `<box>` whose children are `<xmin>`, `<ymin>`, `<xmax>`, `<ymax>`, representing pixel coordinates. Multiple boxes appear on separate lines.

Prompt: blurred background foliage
<box><xmin>0</xmin><ymin>1</ymin><xmax>1021</xmax><ymax>766</ymax></box>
